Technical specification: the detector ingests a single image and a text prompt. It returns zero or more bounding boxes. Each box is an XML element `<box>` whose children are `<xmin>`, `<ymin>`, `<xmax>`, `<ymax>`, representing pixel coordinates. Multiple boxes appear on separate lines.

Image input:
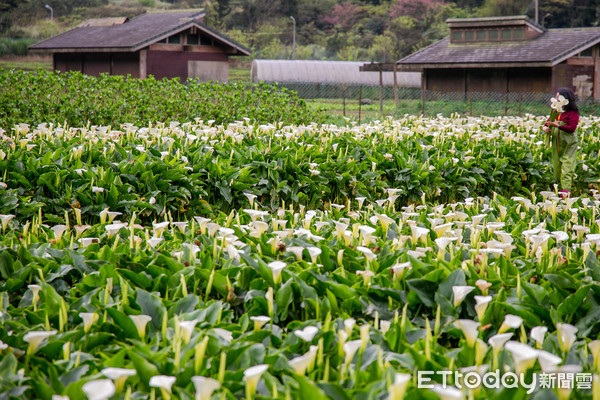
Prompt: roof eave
<box><xmin>550</xmin><ymin>35</ymin><xmax>600</xmax><ymax>65</ymax></box>
<box><xmin>396</xmin><ymin>62</ymin><xmax>553</xmax><ymax>71</ymax></box>
<box><xmin>30</xmin><ymin>47</ymin><xmax>134</xmax><ymax>53</ymax></box>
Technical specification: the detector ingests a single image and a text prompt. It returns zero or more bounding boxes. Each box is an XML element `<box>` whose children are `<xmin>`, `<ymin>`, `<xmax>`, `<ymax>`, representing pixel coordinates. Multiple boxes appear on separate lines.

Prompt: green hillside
<box><xmin>1</xmin><ymin>0</ymin><xmax>599</xmax><ymax>61</ymax></box>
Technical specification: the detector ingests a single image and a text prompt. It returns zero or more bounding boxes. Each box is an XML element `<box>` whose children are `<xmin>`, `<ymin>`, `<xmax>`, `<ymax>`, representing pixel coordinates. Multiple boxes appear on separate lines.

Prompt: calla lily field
<box><xmin>2</xmin><ymin>73</ymin><xmax>600</xmax><ymax>399</ymax></box>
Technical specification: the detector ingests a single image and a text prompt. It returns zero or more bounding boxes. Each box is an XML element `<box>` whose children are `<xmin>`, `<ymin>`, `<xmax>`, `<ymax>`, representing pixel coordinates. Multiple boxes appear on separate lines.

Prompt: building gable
<box><xmin>398</xmin><ymin>16</ymin><xmax>600</xmax><ymax>70</ymax></box>
<box><xmin>30</xmin><ymin>10</ymin><xmax>250</xmax><ymax>56</ymax></box>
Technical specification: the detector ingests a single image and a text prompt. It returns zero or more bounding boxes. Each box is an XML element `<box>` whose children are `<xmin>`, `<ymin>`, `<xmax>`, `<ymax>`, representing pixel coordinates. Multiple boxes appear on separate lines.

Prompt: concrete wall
<box><xmin>552</xmin><ymin>62</ymin><xmax>594</xmax><ymax>98</ymax></box>
<box><xmin>188</xmin><ymin>61</ymin><xmax>228</xmax><ymax>82</ymax></box>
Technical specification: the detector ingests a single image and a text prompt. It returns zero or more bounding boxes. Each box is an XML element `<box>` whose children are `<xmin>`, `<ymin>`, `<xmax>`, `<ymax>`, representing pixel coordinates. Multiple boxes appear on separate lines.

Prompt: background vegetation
<box><xmin>1</xmin><ymin>0</ymin><xmax>599</xmax><ymax>62</ymax></box>
<box><xmin>0</xmin><ymin>69</ymin><xmax>323</xmax><ymax>128</ymax></box>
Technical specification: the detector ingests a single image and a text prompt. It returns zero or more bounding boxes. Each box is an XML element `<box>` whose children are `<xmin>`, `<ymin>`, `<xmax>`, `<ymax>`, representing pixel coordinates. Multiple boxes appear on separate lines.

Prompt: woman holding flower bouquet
<box><xmin>542</xmin><ymin>87</ymin><xmax>579</xmax><ymax>198</ymax></box>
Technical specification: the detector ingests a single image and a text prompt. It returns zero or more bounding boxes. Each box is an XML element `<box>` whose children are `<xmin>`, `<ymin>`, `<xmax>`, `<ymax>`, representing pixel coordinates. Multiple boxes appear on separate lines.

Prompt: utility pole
<box><xmin>290</xmin><ymin>16</ymin><xmax>296</xmax><ymax>59</ymax></box>
<box><xmin>45</xmin><ymin>4</ymin><xmax>53</xmax><ymax>23</ymax></box>
<box><xmin>45</xmin><ymin>4</ymin><xmax>54</xmax><ymax>37</ymax></box>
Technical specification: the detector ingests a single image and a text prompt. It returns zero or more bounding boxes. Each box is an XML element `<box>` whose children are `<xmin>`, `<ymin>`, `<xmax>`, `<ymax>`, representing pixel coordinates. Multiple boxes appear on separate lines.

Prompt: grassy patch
<box><xmin>0</xmin><ymin>55</ymin><xmax>52</xmax><ymax>71</ymax></box>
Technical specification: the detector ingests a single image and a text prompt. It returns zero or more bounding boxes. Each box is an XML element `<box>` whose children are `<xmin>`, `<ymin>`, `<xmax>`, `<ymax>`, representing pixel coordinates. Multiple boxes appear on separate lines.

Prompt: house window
<box><xmin>452</xmin><ymin>30</ymin><xmax>463</xmax><ymax>42</ymax></box>
<box><xmin>167</xmin><ymin>34</ymin><xmax>181</xmax><ymax>44</ymax></box>
<box><xmin>489</xmin><ymin>30</ymin><xmax>498</xmax><ymax>40</ymax></box>
<box><xmin>501</xmin><ymin>29</ymin><xmax>511</xmax><ymax>40</ymax></box>
<box><xmin>187</xmin><ymin>34</ymin><xmax>199</xmax><ymax>45</ymax></box>
<box><xmin>476</xmin><ymin>30</ymin><xmax>486</xmax><ymax>40</ymax></box>
<box><xmin>157</xmin><ymin>38</ymin><xmax>167</xmax><ymax>44</ymax></box>
<box><xmin>579</xmin><ymin>47</ymin><xmax>593</xmax><ymax>57</ymax></box>
<box><xmin>514</xmin><ymin>29</ymin><xmax>524</xmax><ymax>40</ymax></box>
<box><xmin>465</xmin><ymin>31</ymin><xmax>474</xmax><ymax>41</ymax></box>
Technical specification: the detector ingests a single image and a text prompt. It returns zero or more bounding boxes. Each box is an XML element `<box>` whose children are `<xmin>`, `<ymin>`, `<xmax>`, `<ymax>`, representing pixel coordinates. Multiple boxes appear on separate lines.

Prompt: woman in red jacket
<box><xmin>542</xmin><ymin>87</ymin><xmax>580</xmax><ymax>198</ymax></box>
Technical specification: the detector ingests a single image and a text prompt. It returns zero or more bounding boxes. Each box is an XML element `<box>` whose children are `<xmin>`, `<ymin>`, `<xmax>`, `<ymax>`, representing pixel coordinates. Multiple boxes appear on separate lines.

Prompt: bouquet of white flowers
<box><xmin>545</xmin><ymin>94</ymin><xmax>569</xmax><ymax>145</ymax></box>
<box><xmin>549</xmin><ymin>94</ymin><xmax>568</xmax><ymax>122</ymax></box>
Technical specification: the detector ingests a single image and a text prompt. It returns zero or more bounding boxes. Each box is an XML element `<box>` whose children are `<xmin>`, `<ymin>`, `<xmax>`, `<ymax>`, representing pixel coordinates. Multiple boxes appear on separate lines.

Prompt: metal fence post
<box><xmin>342</xmin><ymin>83</ymin><xmax>346</xmax><ymax>117</ymax></box>
<box><xmin>393</xmin><ymin>63</ymin><xmax>398</xmax><ymax>111</ymax></box>
<box><xmin>469</xmin><ymin>91</ymin><xmax>472</xmax><ymax>116</ymax></box>
<box><xmin>379</xmin><ymin>67</ymin><xmax>383</xmax><ymax>116</ymax></box>
<box><xmin>359</xmin><ymin>86</ymin><xmax>362</xmax><ymax>125</ymax></box>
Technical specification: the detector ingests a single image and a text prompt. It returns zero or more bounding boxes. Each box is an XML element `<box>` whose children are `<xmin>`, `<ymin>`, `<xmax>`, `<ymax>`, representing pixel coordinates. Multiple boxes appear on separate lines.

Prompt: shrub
<box><xmin>0</xmin><ymin>69</ymin><xmax>325</xmax><ymax>129</ymax></box>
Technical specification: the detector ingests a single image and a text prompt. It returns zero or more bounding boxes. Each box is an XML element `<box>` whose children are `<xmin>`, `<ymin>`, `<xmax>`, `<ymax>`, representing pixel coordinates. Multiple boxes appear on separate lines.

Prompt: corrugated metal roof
<box><xmin>398</xmin><ymin>27</ymin><xmax>600</xmax><ymax>68</ymax></box>
<box><xmin>30</xmin><ymin>11</ymin><xmax>250</xmax><ymax>56</ymax></box>
<box><xmin>251</xmin><ymin>59</ymin><xmax>421</xmax><ymax>87</ymax></box>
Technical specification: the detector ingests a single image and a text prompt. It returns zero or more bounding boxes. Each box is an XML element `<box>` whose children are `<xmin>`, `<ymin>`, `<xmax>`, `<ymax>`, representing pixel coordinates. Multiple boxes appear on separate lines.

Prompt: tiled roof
<box><xmin>398</xmin><ymin>28</ymin><xmax>600</xmax><ymax>68</ymax></box>
<box><xmin>30</xmin><ymin>11</ymin><xmax>250</xmax><ymax>55</ymax></box>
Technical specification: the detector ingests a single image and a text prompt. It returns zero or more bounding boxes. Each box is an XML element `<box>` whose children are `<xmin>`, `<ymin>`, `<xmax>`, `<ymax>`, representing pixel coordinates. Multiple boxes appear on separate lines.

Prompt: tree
<box><xmin>477</xmin><ymin>0</ymin><xmax>529</xmax><ymax>17</ymax></box>
<box><xmin>322</xmin><ymin>2</ymin><xmax>364</xmax><ymax>31</ymax></box>
<box><xmin>537</xmin><ymin>0</ymin><xmax>600</xmax><ymax>28</ymax></box>
<box><xmin>368</xmin><ymin>33</ymin><xmax>396</xmax><ymax>62</ymax></box>
<box><xmin>389</xmin><ymin>0</ymin><xmax>446</xmax><ymax>21</ymax></box>
<box><xmin>386</xmin><ymin>0</ymin><xmax>454</xmax><ymax>57</ymax></box>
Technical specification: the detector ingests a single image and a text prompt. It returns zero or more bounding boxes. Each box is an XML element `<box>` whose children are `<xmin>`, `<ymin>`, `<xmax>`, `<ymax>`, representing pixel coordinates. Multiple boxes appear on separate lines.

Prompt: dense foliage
<box><xmin>3</xmin><ymin>0</ymin><xmax>599</xmax><ymax>60</ymax></box>
<box><xmin>1</xmin><ymin>117</ymin><xmax>600</xmax><ymax>399</ymax></box>
<box><xmin>0</xmin><ymin>70</ymin><xmax>321</xmax><ymax>129</ymax></box>
<box><xmin>2</xmin><ymin>114</ymin><xmax>599</xmax><ymax>225</ymax></box>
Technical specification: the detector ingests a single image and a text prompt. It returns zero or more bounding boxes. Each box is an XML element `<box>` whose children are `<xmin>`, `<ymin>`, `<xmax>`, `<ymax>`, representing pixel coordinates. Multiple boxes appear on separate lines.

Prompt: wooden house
<box><xmin>391</xmin><ymin>16</ymin><xmax>600</xmax><ymax>99</ymax></box>
<box><xmin>29</xmin><ymin>10</ymin><xmax>250</xmax><ymax>82</ymax></box>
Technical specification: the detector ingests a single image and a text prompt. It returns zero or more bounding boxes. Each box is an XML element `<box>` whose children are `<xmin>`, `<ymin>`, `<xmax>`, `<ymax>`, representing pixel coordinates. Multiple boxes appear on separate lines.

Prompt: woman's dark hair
<box><xmin>557</xmin><ymin>87</ymin><xmax>579</xmax><ymax>112</ymax></box>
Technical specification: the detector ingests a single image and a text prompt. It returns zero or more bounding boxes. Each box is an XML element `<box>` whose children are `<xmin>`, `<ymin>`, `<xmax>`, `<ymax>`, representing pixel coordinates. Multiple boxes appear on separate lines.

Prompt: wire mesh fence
<box><xmin>271</xmin><ymin>81</ymin><xmax>600</xmax><ymax>121</ymax></box>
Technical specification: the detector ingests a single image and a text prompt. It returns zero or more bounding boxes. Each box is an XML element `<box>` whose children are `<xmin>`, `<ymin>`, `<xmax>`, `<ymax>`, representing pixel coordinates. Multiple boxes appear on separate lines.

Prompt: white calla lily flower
<box><xmin>505</xmin><ymin>340</ymin><xmax>539</xmax><ymax>375</ymax></box>
<box><xmin>452</xmin><ymin>285</ymin><xmax>475</xmax><ymax>307</ymax></box>
<box><xmin>79</xmin><ymin>312</ymin><xmax>99</xmax><ymax>333</ymax></box>
<box><xmin>556</xmin><ymin>323</ymin><xmax>578</xmax><ymax>353</ymax></box>
<box><xmin>82</xmin><ymin>379</ymin><xmax>116</xmax><ymax>400</ymax></box>
<box><xmin>498</xmin><ymin>314</ymin><xmax>522</xmax><ymax>334</ymax></box>
<box><xmin>288</xmin><ymin>353</ymin><xmax>312</xmax><ymax>375</ymax></box>
<box><xmin>191</xmin><ymin>376</ymin><xmax>221</xmax><ymax>400</ymax></box>
<box><xmin>473</xmin><ymin>295</ymin><xmax>492</xmax><ymax>321</ymax></box>
<box><xmin>537</xmin><ymin>350</ymin><xmax>563</xmax><ymax>373</ymax></box>
<box><xmin>294</xmin><ymin>326</ymin><xmax>319</xmax><ymax>342</ymax></box>
<box><xmin>487</xmin><ymin>332</ymin><xmax>513</xmax><ymax>350</ymax></box>
<box><xmin>23</xmin><ymin>330</ymin><xmax>57</xmax><ymax>354</ymax></box>
<box><xmin>149</xmin><ymin>375</ymin><xmax>176</xmax><ymax>394</ymax></box>
<box><xmin>530</xmin><ymin>326</ymin><xmax>548</xmax><ymax>348</ymax></box>
<box><xmin>343</xmin><ymin>339</ymin><xmax>362</xmax><ymax>365</ymax></box>
<box><xmin>388</xmin><ymin>372</ymin><xmax>411</xmax><ymax>400</ymax></box>
<box><xmin>178</xmin><ymin>319</ymin><xmax>198</xmax><ymax>344</ymax></box>
<box><xmin>250</xmin><ymin>315</ymin><xmax>270</xmax><ymax>331</ymax></box>
<box><xmin>101</xmin><ymin>368</ymin><xmax>136</xmax><ymax>392</ymax></box>
<box><xmin>306</xmin><ymin>246</ymin><xmax>322</xmax><ymax>263</ymax></box>
<box><xmin>243</xmin><ymin>364</ymin><xmax>269</xmax><ymax>400</ymax></box>
<box><xmin>267</xmin><ymin>261</ymin><xmax>286</xmax><ymax>284</ymax></box>
<box><xmin>475</xmin><ymin>279</ymin><xmax>491</xmax><ymax>295</ymax></box>
<box><xmin>129</xmin><ymin>314</ymin><xmax>152</xmax><ymax>339</ymax></box>
<box><xmin>454</xmin><ymin>319</ymin><xmax>480</xmax><ymax>347</ymax></box>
